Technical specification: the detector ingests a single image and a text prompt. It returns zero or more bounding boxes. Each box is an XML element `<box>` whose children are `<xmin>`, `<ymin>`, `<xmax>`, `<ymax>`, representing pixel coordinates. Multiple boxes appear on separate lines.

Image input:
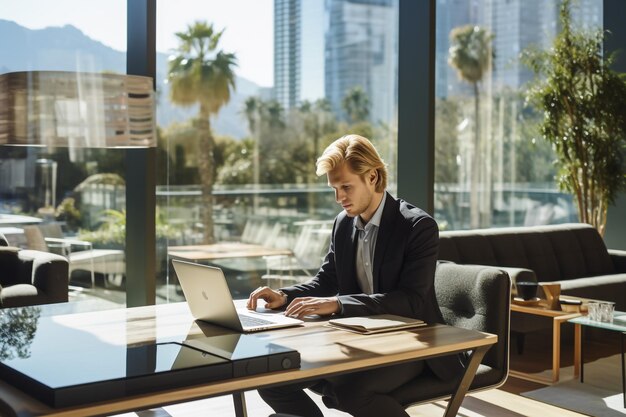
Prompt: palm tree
<box><xmin>448</xmin><ymin>25</ymin><xmax>493</xmax><ymax>228</ymax></box>
<box><xmin>168</xmin><ymin>21</ymin><xmax>237</xmax><ymax>244</ymax></box>
<box><xmin>298</xmin><ymin>99</ymin><xmax>336</xmax><ymax>213</ymax></box>
<box><xmin>243</xmin><ymin>96</ymin><xmax>263</xmax><ymax>211</ymax></box>
<box><xmin>299</xmin><ymin>98</ymin><xmax>335</xmax><ymax>169</ymax></box>
<box><xmin>342</xmin><ymin>86</ymin><xmax>370</xmax><ymax>123</ymax></box>
<box><xmin>264</xmin><ymin>100</ymin><xmax>286</xmax><ymax>131</ymax></box>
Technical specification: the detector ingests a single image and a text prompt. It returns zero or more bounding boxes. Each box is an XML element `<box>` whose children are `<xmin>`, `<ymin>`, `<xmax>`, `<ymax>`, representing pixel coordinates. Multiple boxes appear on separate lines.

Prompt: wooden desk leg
<box><xmin>573</xmin><ymin>323</ymin><xmax>581</xmax><ymax>378</ymax></box>
<box><xmin>552</xmin><ymin>317</ymin><xmax>561</xmax><ymax>383</ymax></box>
<box><xmin>443</xmin><ymin>345</ymin><xmax>489</xmax><ymax>417</ymax></box>
<box><xmin>232</xmin><ymin>392</ymin><xmax>248</xmax><ymax>417</ymax></box>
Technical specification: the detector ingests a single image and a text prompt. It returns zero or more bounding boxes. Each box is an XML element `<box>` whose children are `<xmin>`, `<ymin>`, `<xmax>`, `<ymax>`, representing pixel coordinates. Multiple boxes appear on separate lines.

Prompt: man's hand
<box><xmin>285</xmin><ymin>296</ymin><xmax>340</xmax><ymax>319</ymax></box>
<box><xmin>247</xmin><ymin>286</ymin><xmax>287</xmax><ymax>310</ymax></box>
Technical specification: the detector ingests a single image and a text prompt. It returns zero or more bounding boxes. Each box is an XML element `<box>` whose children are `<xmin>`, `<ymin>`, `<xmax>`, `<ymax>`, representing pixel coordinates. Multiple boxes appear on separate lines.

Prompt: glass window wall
<box><xmin>0</xmin><ymin>0</ymin><xmax>129</xmax><ymax>308</ymax></box>
<box><xmin>433</xmin><ymin>0</ymin><xmax>602</xmax><ymax>230</ymax></box>
<box><xmin>156</xmin><ymin>0</ymin><xmax>399</xmax><ymax>302</ymax></box>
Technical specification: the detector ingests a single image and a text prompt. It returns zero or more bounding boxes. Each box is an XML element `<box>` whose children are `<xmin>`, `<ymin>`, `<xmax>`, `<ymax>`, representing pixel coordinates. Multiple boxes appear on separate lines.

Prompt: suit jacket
<box><xmin>281</xmin><ymin>192</ymin><xmax>464</xmax><ymax>381</ymax></box>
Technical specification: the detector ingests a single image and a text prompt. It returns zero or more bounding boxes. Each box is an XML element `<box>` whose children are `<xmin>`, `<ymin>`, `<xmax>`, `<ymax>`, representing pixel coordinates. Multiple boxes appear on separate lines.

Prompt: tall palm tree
<box><xmin>264</xmin><ymin>100</ymin><xmax>285</xmax><ymax>131</ymax></box>
<box><xmin>448</xmin><ymin>24</ymin><xmax>493</xmax><ymax>229</ymax></box>
<box><xmin>298</xmin><ymin>99</ymin><xmax>332</xmax><ymax>214</ymax></box>
<box><xmin>168</xmin><ymin>21</ymin><xmax>237</xmax><ymax>244</ymax></box>
<box><xmin>342</xmin><ymin>86</ymin><xmax>370</xmax><ymax>124</ymax></box>
<box><xmin>243</xmin><ymin>96</ymin><xmax>263</xmax><ymax>211</ymax></box>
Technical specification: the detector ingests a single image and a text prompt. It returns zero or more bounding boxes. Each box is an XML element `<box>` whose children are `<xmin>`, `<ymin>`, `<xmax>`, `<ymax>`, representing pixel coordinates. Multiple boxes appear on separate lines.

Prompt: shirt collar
<box><xmin>355</xmin><ymin>192</ymin><xmax>386</xmax><ymax>231</ymax></box>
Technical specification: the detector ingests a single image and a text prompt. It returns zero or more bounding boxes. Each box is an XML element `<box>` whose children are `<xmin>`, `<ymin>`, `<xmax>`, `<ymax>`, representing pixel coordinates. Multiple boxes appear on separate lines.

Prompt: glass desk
<box><xmin>569</xmin><ymin>312</ymin><xmax>626</xmax><ymax>408</ymax></box>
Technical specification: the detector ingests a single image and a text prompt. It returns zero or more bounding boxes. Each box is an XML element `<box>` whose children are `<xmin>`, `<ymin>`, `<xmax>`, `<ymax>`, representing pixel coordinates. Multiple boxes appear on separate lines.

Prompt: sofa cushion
<box><xmin>0</xmin><ymin>246</ymin><xmax>22</xmax><ymax>287</ymax></box>
<box><xmin>571</xmin><ymin>226</ymin><xmax>615</xmax><ymax>276</ymax></box>
<box><xmin>438</xmin><ymin>237</ymin><xmax>461</xmax><ymax>263</ymax></box>
<box><xmin>445</xmin><ymin>223</ymin><xmax>617</xmax><ymax>281</ymax></box>
<box><xmin>440</xmin><ymin>233</ymin><xmax>497</xmax><ymax>265</ymax></box>
<box><xmin>487</xmin><ymin>234</ymin><xmax>530</xmax><ymax>268</ymax></box>
<box><xmin>504</xmin><ymin>232</ymin><xmax>561</xmax><ymax>282</ymax></box>
<box><xmin>544</xmin><ymin>228</ymin><xmax>588</xmax><ymax>280</ymax></box>
<box><xmin>609</xmin><ymin>249</ymin><xmax>626</xmax><ymax>273</ymax></box>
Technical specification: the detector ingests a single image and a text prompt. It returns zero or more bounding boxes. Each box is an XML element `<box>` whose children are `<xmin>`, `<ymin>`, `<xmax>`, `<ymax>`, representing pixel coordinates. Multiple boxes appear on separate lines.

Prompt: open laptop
<box><xmin>171</xmin><ymin>259</ymin><xmax>303</xmax><ymax>332</ymax></box>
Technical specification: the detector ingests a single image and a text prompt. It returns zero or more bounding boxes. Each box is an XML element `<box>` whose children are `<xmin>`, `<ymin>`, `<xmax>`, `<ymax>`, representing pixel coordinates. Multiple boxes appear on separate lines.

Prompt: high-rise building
<box><xmin>436</xmin><ymin>0</ymin><xmax>602</xmax><ymax>95</ymax></box>
<box><xmin>274</xmin><ymin>0</ymin><xmax>397</xmax><ymax>122</ymax></box>
<box><xmin>274</xmin><ymin>0</ymin><xmax>301</xmax><ymax>110</ymax></box>
<box><xmin>435</xmin><ymin>0</ymin><xmax>478</xmax><ymax>98</ymax></box>
<box><xmin>300</xmin><ymin>1</ymin><xmax>326</xmax><ymax>103</ymax></box>
<box><xmin>324</xmin><ymin>0</ymin><xmax>397</xmax><ymax>124</ymax></box>
<box><xmin>273</xmin><ymin>0</ymin><xmax>326</xmax><ymax>108</ymax></box>
<box><xmin>487</xmin><ymin>0</ymin><xmax>556</xmax><ymax>90</ymax></box>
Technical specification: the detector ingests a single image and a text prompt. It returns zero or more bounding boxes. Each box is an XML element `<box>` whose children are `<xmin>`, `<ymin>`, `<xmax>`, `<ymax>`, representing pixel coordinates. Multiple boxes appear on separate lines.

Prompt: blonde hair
<box><xmin>316</xmin><ymin>134</ymin><xmax>388</xmax><ymax>192</ymax></box>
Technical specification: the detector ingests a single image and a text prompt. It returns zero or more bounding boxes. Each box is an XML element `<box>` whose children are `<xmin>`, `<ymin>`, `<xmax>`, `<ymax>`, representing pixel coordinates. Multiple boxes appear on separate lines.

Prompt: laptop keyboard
<box><xmin>239</xmin><ymin>314</ymin><xmax>275</xmax><ymax>327</ymax></box>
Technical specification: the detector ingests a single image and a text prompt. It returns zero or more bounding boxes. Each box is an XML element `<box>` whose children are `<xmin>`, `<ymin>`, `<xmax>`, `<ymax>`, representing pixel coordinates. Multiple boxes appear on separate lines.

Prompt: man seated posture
<box><xmin>247</xmin><ymin>134</ymin><xmax>463</xmax><ymax>417</ymax></box>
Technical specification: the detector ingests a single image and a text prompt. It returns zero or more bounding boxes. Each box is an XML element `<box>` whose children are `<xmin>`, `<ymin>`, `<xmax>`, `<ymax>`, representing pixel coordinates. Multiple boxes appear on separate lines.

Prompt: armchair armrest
<box><xmin>436</xmin><ymin>262</ymin><xmax>533</xmax><ymax>297</ymax></box>
<box><xmin>18</xmin><ymin>250</ymin><xmax>69</xmax><ymax>304</ymax></box>
<box><xmin>608</xmin><ymin>249</ymin><xmax>626</xmax><ymax>273</ymax></box>
<box><xmin>498</xmin><ymin>266</ymin><xmax>537</xmax><ymax>283</ymax></box>
<box><xmin>496</xmin><ymin>267</ymin><xmax>536</xmax><ymax>299</ymax></box>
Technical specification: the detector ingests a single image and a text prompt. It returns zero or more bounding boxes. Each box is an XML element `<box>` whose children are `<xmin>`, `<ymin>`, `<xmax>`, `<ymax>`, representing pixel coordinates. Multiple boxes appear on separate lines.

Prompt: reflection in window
<box><xmin>0</xmin><ymin>1</ymin><xmax>129</xmax><ymax>306</ymax></box>
<box><xmin>157</xmin><ymin>0</ymin><xmax>398</xmax><ymax>302</ymax></box>
<box><xmin>434</xmin><ymin>0</ymin><xmax>601</xmax><ymax>230</ymax></box>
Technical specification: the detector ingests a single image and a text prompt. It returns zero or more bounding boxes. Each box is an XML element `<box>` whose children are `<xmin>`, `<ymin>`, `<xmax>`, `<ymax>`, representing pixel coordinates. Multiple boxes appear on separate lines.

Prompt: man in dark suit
<box><xmin>247</xmin><ymin>134</ymin><xmax>463</xmax><ymax>417</ymax></box>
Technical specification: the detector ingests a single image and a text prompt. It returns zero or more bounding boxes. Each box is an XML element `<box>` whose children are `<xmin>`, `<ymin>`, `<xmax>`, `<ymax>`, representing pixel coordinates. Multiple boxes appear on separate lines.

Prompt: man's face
<box><xmin>327</xmin><ymin>163</ymin><xmax>378</xmax><ymax>220</ymax></box>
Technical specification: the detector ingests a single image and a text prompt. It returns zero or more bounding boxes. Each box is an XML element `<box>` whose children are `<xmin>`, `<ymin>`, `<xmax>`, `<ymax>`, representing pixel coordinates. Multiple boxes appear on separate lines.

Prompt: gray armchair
<box><xmin>308</xmin><ymin>263</ymin><xmax>510</xmax><ymax>412</ymax></box>
<box><xmin>0</xmin><ymin>232</ymin><xmax>69</xmax><ymax>308</ymax></box>
<box><xmin>391</xmin><ymin>263</ymin><xmax>511</xmax><ymax>408</ymax></box>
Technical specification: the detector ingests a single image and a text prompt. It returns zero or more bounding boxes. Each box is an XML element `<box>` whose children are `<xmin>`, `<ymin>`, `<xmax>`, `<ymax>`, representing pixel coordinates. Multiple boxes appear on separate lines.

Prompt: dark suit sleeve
<box><xmin>338</xmin><ymin>214</ymin><xmax>439</xmax><ymax>319</ymax></box>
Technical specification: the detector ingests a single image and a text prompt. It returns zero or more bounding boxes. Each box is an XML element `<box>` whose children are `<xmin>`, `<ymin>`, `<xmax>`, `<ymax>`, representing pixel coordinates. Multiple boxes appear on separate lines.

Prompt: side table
<box><xmin>569</xmin><ymin>313</ymin><xmax>626</xmax><ymax>408</ymax></box>
<box><xmin>511</xmin><ymin>301</ymin><xmax>581</xmax><ymax>383</ymax></box>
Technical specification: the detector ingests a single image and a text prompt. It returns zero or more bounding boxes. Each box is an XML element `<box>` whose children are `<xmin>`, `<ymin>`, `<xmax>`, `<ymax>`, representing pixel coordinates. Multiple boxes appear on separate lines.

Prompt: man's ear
<box><xmin>369</xmin><ymin>169</ymin><xmax>377</xmax><ymax>185</ymax></box>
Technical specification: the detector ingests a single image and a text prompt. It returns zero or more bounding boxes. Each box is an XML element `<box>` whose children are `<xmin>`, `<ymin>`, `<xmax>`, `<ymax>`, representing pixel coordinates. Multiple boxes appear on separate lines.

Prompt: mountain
<box><xmin>0</xmin><ymin>19</ymin><xmax>262</xmax><ymax>139</ymax></box>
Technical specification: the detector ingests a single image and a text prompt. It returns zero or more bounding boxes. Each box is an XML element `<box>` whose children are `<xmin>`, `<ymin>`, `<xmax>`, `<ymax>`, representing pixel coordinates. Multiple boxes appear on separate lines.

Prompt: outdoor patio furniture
<box><xmin>22</xmin><ymin>225</ymin><xmax>125</xmax><ymax>288</ymax></box>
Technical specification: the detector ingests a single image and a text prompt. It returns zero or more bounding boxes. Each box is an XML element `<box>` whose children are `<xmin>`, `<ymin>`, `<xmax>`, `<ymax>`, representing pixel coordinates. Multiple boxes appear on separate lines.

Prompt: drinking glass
<box><xmin>587</xmin><ymin>302</ymin><xmax>600</xmax><ymax>321</ymax></box>
<box><xmin>599</xmin><ymin>302</ymin><xmax>615</xmax><ymax>323</ymax></box>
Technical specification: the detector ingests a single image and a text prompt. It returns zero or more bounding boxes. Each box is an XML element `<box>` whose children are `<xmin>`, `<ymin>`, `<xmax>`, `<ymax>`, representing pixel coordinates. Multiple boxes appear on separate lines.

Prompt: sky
<box><xmin>0</xmin><ymin>0</ymin><xmax>274</xmax><ymax>86</ymax></box>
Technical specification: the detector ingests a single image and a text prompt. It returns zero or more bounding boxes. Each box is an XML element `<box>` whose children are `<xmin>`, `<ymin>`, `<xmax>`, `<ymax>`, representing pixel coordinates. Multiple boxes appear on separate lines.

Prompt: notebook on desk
<box><xmin>328</xmin><ymin>314</ymin><xmax>426</xmax><ymax>334</ymax></box>
<box><xmin>172</xmin><ymin>259</ymin><xmax>303</xmax><ymax>332</ymax></box>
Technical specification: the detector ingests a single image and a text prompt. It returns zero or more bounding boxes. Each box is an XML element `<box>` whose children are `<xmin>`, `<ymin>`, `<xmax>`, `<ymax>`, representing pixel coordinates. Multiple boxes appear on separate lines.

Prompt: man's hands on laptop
<box><xmin>247</xmin><ymin>286</ymin><xmax>340</xmax><ymax>319</ymax></box>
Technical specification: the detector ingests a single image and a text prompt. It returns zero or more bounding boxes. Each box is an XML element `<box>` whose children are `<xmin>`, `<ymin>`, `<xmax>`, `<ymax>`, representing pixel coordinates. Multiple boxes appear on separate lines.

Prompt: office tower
<box><xmin>300</xmin><ymin>0</ymin><xmax>326</xmax><ymax>102</ymax></box>
<box><xmin>273</xmin><ymin>0</ymin><xmax>326</xmax><ymax>107</ymax></box>
<box><xmin>324</xmin><ymin>0</ymin><xmax>397</xmax><ymax>124</ymax></box>
<box><xmin>569</xmin><ymin>0</ymin><xmax>602</xmax><ymax>30</ymax></box>
<box><xmin>435</xmin><ymin>0</ymin><xmax>478</xmax><ymax>98</ymax></box>
<box><xmin>274</xmin><ymin>0</ymin><xmax>301</xmax><ymax>110</ymax></box>
<box><xmin>482</xmin><ymin>0</ymin><xmax>601</xmax><ymax>91</ymax></box>
<box><xmin>486</xmin><ymin>0</ymin><xmax>555</xmax><ymax>90</ymax></box>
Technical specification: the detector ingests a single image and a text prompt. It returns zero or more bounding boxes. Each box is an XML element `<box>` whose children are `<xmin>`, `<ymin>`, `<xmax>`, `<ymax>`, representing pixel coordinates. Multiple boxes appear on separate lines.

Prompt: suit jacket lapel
<box><xmin>338</xmin><ymin>215</ymin><xmax>358</xmax><ymax>291</ymax></box>
<box><xmin>372</xmin><ymin>193</ymin><xmax>397</xmax><ymax>292</ymax></box>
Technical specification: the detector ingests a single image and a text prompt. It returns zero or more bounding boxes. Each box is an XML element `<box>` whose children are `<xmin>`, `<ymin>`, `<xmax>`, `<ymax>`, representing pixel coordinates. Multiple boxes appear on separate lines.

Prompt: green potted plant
<box><xmin>522</xmin><ymin>0</ymin><xmax>626</xmax><ymax>236</ymax></box>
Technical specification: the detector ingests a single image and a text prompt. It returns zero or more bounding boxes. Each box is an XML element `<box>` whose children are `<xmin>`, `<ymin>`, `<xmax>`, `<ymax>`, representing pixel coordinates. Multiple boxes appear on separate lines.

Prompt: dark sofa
<box><xmin>438</xmin><ymin>223</ymin><xmax>626</xmax><ymax>310</ymax></box>
<box><xmin>0</xmin><ymin>232</ymin><xmax>69</xmax><ymax>308</ymax></box>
